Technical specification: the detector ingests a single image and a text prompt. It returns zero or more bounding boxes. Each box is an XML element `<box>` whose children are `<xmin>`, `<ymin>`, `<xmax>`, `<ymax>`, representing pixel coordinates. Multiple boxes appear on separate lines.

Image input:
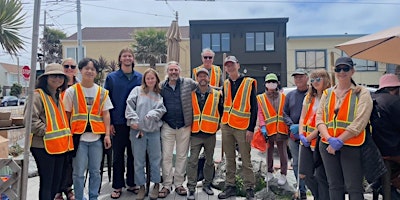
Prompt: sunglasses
<box><xmin>334</xmin><ymin>66</ymin><xmax>351</xmax><ymax>73</ymax></box>
<box><xmin>310</xmin><ymin>77</ymin><xmax>322</xmax><ymax>83</ymax></box>
<box><xmin>203</xmin><ymin>56</ymin><xmax>213</xmax><ymax>60</ymax></box>
<box><xmin>64</xmin><ymin>65</ymin><xmax>77</xmax><ymax>69</ymax></box>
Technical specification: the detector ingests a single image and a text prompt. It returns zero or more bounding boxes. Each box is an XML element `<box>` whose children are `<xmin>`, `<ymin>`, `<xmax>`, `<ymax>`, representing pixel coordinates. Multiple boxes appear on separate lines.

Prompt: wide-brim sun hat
<box><xmin>378</xmin><ymin>74</ymin><xmax>400</xmax><ymax>90</ymax></box>
<box><xmin>38</xmin><ymin>63</ymin><xmax>66</xmax><ymax>80</ymax></box>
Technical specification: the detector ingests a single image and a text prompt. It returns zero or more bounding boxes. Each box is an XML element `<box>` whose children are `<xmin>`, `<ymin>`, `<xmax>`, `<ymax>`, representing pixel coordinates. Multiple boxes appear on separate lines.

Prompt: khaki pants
<box><xmin>221</xmin><ymin>124</ymin><xmax>255</xmax><ymax>189</ymax></box>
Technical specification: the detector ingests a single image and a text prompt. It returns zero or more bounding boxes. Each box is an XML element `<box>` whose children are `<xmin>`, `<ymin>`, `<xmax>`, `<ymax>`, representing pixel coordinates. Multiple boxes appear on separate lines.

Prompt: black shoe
<box><xmin>218</xmin><ymin>186</ymin><xmax>236</xmax><ymax>199</ymax></box>
<box><xmin>300</xmin><ymin>192</ymin><xmax>307</xmax><ymax>200</ymax></box>
<box><xmin>187</xmin><ymin>191</ymin><xmax>195</xmax><ymax>200</ymax></box>
<box><xmin>246</xmin><ymin>188</ymin><xmax>255</xmax><ymax>200</ymax></box>
<box><xmin>202</xmin><ymin>185</ymin><xmax>214</xmax><ymax>195</ymax></box>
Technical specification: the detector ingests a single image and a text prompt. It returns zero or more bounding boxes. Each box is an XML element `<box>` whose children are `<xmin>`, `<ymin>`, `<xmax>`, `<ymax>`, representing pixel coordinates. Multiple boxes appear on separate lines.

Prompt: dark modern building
<box><xmin>189</xmin><ymin>18</ymin><xmax>289</xmax><ymax>92</ymax></box>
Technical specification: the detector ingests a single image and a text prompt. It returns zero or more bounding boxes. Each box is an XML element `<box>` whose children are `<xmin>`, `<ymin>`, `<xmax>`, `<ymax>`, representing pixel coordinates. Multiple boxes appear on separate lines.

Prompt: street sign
<box><xmin>22</xmin><ymin>65</ymin><xmax>30</xmax><ymax>80</ymax></box>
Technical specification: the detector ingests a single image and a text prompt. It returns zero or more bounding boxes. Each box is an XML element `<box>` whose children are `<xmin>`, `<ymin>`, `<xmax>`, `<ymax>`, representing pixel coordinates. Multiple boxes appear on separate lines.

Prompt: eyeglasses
<box><xmin>334</xmin><ymin>66</ymin><xmax>351</xmax><ymax>73</ymax></box>
<box><xmin>48</xmin><ymin>74</ymin><xmax>64</xmax><ymax>79</ymax></box>
<box><xmin>64</xmin><ymin>65</ymin><xmax>76</xmax><ymax>69</ymax></box>
<box><xmin>203</xmin><ymin>56</ymin><xmax>213</xmax><ymax>60</ymax></box>
<box><xmin>310</xmin><ymin>77</ymin><xmax>322</xmax><ymax>83</ymax></box>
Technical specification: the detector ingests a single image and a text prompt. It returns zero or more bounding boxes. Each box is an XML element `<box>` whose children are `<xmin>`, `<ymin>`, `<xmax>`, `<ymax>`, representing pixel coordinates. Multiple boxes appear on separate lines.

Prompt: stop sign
<box><xmin>22</xmin><ymin>65</ymin><xmax>30</xmax><ymax>80</ymax></box>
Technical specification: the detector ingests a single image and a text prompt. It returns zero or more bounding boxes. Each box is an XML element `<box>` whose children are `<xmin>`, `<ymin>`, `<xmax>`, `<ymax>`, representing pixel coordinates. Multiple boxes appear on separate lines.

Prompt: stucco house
<box><xmin>0</xmin><ymin>62</ymin><xmax>28</xmax><ymax>96</ymax></box>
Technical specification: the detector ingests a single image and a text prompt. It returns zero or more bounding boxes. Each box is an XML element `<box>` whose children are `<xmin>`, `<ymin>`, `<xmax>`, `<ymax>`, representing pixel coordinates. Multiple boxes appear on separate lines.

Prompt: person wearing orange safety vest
<box><xmin>192</xmin><ymin>48</ymin><xmax>223</xmax><ymax>88</ymax></box>
<box><xmin>316</xmin><ymin>57</ymin><xmax>373</xmax><ymax>200</ymax></box>
<box><xmin>298</xmin><ymin>69</ymin><xmax>330</xmax><ymax>200</ymax></box>
<box><xmin>218</xmin><ymin>56</ymin><xmax>257</xmax><ymax>200</ymax></box>
<box><xmin>26</xmin><ymin>63</ymin><xmax>73</xmax><ymax>200</ymax></box>
<box><xmin>257</xmin><ymin>73</ymin><xmax>289</xmax><ymax>186</ymax></box>
<box><xmin>63</xmin><ymin>58</ymin><xmax>113</xmax><ymax>200</ymax></box>
<box><xmin>187</xmin><ymin>68</ymin><xmax>223</xmax><ymax>200</ymax></box>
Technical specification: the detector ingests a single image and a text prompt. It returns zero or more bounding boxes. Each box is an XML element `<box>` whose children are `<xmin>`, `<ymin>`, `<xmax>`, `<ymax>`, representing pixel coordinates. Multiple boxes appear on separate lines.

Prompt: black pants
<box><xmin>31</xmin><ymin>147</ymin><xmax>65</xmax><ymax>200</ymax></box>
<box><xmin>112</xmin><ymin>124</ymin><xmax>135</xmax><ymax>189</ymax></box>
<box><xmin>59</xmin><ymin>151</ymin><xmax>73</xmax><ymax>193</ymax></box>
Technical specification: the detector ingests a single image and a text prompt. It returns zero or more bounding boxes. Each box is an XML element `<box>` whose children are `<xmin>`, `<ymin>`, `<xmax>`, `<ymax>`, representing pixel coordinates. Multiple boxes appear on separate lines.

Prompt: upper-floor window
<box><xmin>246</xmin><ymin>32</ymin><xmax>275</xmax><ymax>51</ymax></box>
<box><xmin>66</xmin><ymin>46</ymin><xmax>85</xmax><ymax>61</ymax></box>
<box><xmin>296</xmin><ymin>50</ymin><xmax>326</xmax><ymax>70</ymax></box>
<box><xmin>202</xmin><ymin>33</ymin><xmax>230</xmax><ymax>52</ymax></box>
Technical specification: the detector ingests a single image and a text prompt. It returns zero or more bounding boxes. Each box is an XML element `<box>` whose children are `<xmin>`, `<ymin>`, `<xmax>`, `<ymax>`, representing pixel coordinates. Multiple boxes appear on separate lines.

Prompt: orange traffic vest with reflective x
<box><xmin>321</xmin><ymin>88</ymin><xmax>366</xmax><ymax>146</ymax></box>
<box><xmin>36</xmin><ymin>89</ymin><xmax>73</xmax><ymax>154</ymax></box>
<box><xmin>191</xmin><ymin>88</ymin><xmax>221</xmax><ymax>134</ymax></box>
<box><xmin>256</xmin><ymin>92</ymin><xmax>288</xmax><ymax>136</ymax></box>
<box><xmin>221</xmin><ymin>77</ymin><xmax>256</xmax><ymax>130</ymax></box>
<box><xmin>70</xmin><ymin>83</ymin><xmax>108</xmax><ymax>134</ymax></box>
<box><xmin>193</xmin><ymin>65</ymin><xmax>222</xmax><ymax>87</ymax></box>
<box><xmin>302</xmin><ymin>95</ymin><xmax>317</xmax><ymax>148</ymax></box>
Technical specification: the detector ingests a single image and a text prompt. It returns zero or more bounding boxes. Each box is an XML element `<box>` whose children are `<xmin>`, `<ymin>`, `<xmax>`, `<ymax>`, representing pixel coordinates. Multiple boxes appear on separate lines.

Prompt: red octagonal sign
<box><xmin>22</xmin><ymin>65</ymin><xmax>30</xmax><ymax>80</ymax></box>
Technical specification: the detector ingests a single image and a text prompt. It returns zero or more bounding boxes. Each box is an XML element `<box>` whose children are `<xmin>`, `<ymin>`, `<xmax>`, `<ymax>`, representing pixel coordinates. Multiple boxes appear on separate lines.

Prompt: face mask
<box><xmin>265</xmin><ymin>82</ymin><xmax>278</xmax><ymax>90</ymax></box>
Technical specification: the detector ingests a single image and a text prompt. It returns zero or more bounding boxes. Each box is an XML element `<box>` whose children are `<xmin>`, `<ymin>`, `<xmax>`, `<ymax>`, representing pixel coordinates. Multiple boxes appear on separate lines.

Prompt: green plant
<box><xmin>10</xmin><ymin>83</ymin><xmax>22</xmax><ymax>97</ymax></box>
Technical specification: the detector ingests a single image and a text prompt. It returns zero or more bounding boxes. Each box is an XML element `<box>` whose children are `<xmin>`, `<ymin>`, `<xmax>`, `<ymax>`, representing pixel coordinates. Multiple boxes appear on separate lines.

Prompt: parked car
<box><xmin>18</xmin><ymin>97</ymin><xmax>27</xmax><ymax>105</ymax></box>
<box><xmin>0</xmin><ymin>96</ymin><xmax>19</xmax><ymax>107</ymax></box>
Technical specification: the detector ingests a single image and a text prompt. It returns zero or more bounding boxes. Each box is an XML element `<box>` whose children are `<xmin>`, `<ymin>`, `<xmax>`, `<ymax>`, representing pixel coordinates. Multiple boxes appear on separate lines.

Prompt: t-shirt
<box><xmin>63</xmin><ymin>84</ymin><xmax>113</xmax><ymax>142</ymax></box>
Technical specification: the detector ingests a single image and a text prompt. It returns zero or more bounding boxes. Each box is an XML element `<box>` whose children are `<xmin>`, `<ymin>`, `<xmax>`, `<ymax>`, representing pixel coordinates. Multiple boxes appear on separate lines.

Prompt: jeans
<box><xmin>112</xmin><ymin>125</ymin><xmax>135</xmax><ymax>189</ymax></box>
<box><xmin>288</xmin><ymin>139</ymin><xmax>306</xmax><ymax>193</ymax></box>
<box><xmin>73</xmin><ymin>139</ymin><xmax>103</xmax><ymax>200</ymax></box>
<box><xmin>130</xmin><ymin>129</ymin><xmax>162</xmax><ymax>186</ymax></box>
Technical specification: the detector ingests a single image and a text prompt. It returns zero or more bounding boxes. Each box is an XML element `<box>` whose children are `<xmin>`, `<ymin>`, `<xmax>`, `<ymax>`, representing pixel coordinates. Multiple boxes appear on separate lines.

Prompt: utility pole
<box><xmin>77</xmin><ymin>0</ymin><xmax>83</xmax><ymax>62</ymax></box>
<box><xmin>16</xmin><ymin>55</ymin><xmax>20</xmax><ymax>85</ymax></box>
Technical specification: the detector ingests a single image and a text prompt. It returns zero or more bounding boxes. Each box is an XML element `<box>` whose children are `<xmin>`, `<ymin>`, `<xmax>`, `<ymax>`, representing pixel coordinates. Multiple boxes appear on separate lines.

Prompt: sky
<box><xmin>1</xmin><ymin>0</ymin><xmax>400</xmax><ymax>66</ymax></box>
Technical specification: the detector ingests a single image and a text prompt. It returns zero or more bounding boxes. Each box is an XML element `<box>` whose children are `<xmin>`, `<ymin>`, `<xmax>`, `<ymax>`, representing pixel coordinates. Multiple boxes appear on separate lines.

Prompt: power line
<box><xmin>156</xmin><ymin>0</ymin><xmax>400</xmax><ymax>5</ymax></box>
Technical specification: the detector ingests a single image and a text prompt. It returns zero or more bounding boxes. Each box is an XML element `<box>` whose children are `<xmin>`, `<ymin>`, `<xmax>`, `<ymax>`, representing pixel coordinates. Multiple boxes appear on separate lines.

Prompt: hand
<box><xmin>130</xmin><ymin>123</ymin><xmax>139</xmax><ymax>130</ymax></box>
<box><xmin>246</xmin><ymin>131</ymin><xmax>254</xmax><ymax>143</ymax></box>
<box><xmin>299</xmin><ymin>134</ymin><xmax>310</xmax><ymax>147</ymax></box>
<box><xmin>104</xmin><ymin>135</ymin><xmax>112</xmax><ymax>149</ymax></box>
<box><xmin>260</xmin><ymin>126</ymin><xmax>268</xmax><ymax>142</ymax></box>
<box><xmin>328</xmin><ymin>137</ymin><xmax>344</xmax><ymax>151</ymax></box>
<box><xmin>290</xmin><ymin>124</ymin><xmax>299</xmax><ymax>135</ymax></box>
<box><xmin>110</xmin><ymin>125</ymin><xmax>116</xmax><ymax>136</ymax></box>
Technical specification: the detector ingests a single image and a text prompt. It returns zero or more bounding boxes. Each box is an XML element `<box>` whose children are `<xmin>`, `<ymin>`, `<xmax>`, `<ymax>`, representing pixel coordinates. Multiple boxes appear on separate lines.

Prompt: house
<box><xmin>0</xmin><ymin>62</ymin><xmax>28</xmax><ymax>96</ymax></box>
<box><xmin>189</xmin><ymin>18</ymin><xmax>289</xmax><ymax>92</ymax></box>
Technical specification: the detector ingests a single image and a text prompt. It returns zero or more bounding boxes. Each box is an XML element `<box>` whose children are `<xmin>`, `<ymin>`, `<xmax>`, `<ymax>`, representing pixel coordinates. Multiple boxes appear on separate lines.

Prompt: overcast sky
<box><xmin>1</xmin><ymin>0</ymin><xmax>400</xmax><ymax>66</ymax></box>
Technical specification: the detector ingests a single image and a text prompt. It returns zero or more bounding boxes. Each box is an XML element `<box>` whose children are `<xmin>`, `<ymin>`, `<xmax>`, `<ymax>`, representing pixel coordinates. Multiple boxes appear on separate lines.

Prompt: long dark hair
<box><xmin>36</xmin><ymin>75</ymin><xmax>68</xmax><ymax>98</ymax></box>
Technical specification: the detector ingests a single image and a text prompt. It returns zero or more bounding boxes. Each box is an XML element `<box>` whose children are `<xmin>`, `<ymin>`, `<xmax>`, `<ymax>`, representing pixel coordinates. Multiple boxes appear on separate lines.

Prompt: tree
<box><xmin>95</xmin><ymin>56</ymin><xmax>111</xmax><ymax>85</ymax></box>
<box><xmin>0</xmin><ymin>0</ymin><xmax>26</xmax><ymax>55</ymax></box>
<box><xmin>132</xmin><ymin>28</ymin><xmax>167</xmax><ymax>68</ymax></box>
<box><xmin>40</xmin><ymin>27</ymin><xmax>67</xmax><ymax>64</ymax></box>
<box><xmin>10</xmin><ymin>83</ymin><xmax>22</xmax><ymax>97</ymax></box>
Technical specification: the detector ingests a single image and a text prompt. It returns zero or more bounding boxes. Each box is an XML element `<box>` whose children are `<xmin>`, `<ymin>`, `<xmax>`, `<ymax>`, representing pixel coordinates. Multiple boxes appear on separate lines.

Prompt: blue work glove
<box><xmin>328</xmin><ymin>137</ymin><xmax>344</xmax><ymax>151</ymax></box>
<box><xmin>290</xmin><ymin>124</ymin><xmax>300</xmax><ymax>139</ymax></box>
<box><xmin>299</xmin><ymin>134</ymin><xmax>310</xmax><ymax>147</ymax></box>
<box><xmin>260</xmin><ymin>126</ymin><xmax>268</xmax><ymax>142</ymax></box>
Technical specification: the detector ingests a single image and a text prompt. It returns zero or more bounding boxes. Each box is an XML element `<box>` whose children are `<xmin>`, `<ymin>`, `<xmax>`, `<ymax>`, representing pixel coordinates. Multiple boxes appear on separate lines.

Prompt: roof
<box><xmin>63</xmin><ymin>26</ymin><xmax>190</xmax><ymax>41</ymax></box>
<box><xmin>287</xmin><ymin>34</ymin><xmax>366</xmax><ymax>40</ymax></box>
<box><xmin>190</xmin><ymin>18</ymin><xmax>289</xmax><ymax>25</ymax></box>
<box><xmin>0</xmin><ymin>62</ymin><xmax>19</xmax><ymax>73</ymax></box>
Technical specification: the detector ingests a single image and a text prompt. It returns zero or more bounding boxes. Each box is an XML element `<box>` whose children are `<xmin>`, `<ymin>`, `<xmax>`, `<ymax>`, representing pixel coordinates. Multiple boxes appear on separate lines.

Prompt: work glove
<box><xmin>290</xmin><ymin>124</ymin><xmax>300</xmax><ymax>139</ymax></box>
<box><xmin>260</xmin><ymin>125</ymin><xmax>268</xmax><ymax>142</ymax></box>
<box><xmin>328</xmin><ymin>137</ymin><xmax>344</xmax><ymax>151</ymax></box>
<box><xmin>299</xmin><ymin>134</ymin><xmax>310</xmax><ymax>147</ymax></box>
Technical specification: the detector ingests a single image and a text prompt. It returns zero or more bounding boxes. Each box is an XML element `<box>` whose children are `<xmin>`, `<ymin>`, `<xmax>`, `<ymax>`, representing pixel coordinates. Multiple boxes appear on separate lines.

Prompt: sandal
<box><xmin>175</xmin><ymin>186</ymin><xmax>187</xmax><ymax>196</ymax></box>
<box><xmin>110</xmin><ymin>190</ymin><xmax>122</xmax><ymax>199</ymax></box>
<box><xmin>158</xmin><ymin>187</ymin><xmax>170</xmax><ymax>198</ymax></box>
<box><xmin>54</xmin><ymin>193</ymin><xmax>64</xmax><ymax>200</ymax></box>
<box><xmin>126</xmin><ymin>186</ymin><xmax>139</xmax><ymax>194</ymax></box>
<box><xmin>64</xmin><ymin>189</ymin><xmax>75</xmax><ymax>200</ymax></box>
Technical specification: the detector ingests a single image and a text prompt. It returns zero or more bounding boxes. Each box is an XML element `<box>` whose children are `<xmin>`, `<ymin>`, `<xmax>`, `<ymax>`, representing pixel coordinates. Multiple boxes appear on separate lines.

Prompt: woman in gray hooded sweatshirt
<box><xmin>125</xmin><ymin>68</ymin><xmax>166</xmax><ymax>200</ymax></box>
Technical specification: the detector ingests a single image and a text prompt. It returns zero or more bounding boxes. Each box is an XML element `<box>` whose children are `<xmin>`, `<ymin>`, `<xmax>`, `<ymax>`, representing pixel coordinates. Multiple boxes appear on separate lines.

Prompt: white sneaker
<box><xmin>265</xmin><ymin>172</ymin><xmax>274</xmax><ymax>182</ymax></box>
<box><xmin>277</xmin><ymin>174</ymin><xmax>287</xmax><ymax>185</ymax></box>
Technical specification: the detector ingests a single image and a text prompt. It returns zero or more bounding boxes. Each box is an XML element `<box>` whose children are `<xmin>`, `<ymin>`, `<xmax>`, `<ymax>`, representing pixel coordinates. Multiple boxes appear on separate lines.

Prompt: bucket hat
<box><xmin>378</xmin><ymin>74</ymin><xmax>400</xmax><ymax>90</ymax></box>
<box><xmin>38</xmin><ymin>63</ymin><xmax>66</xmax><ymax>80</ymax></box>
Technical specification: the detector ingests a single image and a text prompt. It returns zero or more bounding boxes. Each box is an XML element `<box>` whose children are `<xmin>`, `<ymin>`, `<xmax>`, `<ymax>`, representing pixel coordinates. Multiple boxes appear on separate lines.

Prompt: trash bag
<box><xmin>251</xmin><ymin>129</ymin><xmax>267</xmax><ymax>152</ymax></box>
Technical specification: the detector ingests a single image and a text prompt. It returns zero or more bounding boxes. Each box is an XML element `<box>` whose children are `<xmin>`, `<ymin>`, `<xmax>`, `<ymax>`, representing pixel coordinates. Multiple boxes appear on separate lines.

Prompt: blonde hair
<box><xmin>61</xmin><ymin>57</ymin><xmax>77</xmax><ymax>65</ymax></box>
<box><xmin>141</xmin><ymin>68</ymin><xmax>161</xmax><ymax>94</ymax></box>
<box><xmin>306</xmin><ymin>69</ymin><xmax>331</xmax><ymax>103</ymax></box>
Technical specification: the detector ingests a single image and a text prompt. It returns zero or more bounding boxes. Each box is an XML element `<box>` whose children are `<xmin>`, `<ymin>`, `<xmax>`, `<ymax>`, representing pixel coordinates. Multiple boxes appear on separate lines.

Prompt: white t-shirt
<box><xmin>63</xmin><ymin>84</ymin><xmax>113</xmax><ymax>142</ymax></box>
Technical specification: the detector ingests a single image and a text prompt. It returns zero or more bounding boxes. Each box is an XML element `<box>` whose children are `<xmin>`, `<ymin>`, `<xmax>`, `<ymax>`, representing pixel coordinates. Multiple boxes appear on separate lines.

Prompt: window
<box><xmin>246</xmin><ymin>32</ymin><xmax>275</xmax><ymax>51</ymax></box>
<box><xmin>342</xmin><ymin>53</ymin><xmax>377</xmax><ymax>71</ymax></box>
<box><xmin>296</xmin><ymin>50</ymin><xmax>326</xmax><ymax>70</ymax></box>
<box><xmin>66</xmin><ymin>46</ymin><xmax>85</xmax><ymax>61</ymax></box>
<box><xmin>202</xmin><ymin>33</ymin><xmax>230</xmax><ymax>52</ymax></box>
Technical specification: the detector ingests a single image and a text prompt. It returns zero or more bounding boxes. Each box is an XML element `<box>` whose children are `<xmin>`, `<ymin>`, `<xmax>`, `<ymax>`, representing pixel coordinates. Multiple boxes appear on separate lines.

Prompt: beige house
<box><xmin>287</xmin><ymin>34</ymin><xmax>389</xmax><ymax>87</ymax></box>
<box><xmin>0</xmin><ymin>62</ymin><xmax>29</xmax><ymax>96</ymax></box>
<box><xmin>60</xmin><ymin>26</ymin><xmax>191</xmax><ymax>79</ymax></box>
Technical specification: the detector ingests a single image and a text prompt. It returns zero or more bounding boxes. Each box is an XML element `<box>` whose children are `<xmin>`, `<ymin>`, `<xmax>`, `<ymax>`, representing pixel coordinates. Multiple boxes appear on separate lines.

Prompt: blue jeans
<box><xmin>73</xmin><ymin>139</ymin><xmax>103</xmax><ymax>200</ymax></box>
<box><xmin>288</xmin><ymin>139</ymin><xmax>306</xmax><ymax>193</ymax></box>
<box><xmin>130</xmin><ymin>130</ymin><xmax>162</xmax><ymax>186</ymax></box>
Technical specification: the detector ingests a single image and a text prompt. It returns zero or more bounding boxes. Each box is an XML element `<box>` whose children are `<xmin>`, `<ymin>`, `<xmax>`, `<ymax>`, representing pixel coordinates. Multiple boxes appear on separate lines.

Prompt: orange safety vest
<box><xmin>70</xmin><ymin>83</ymin><xmax>108</xmax><ymax>134</ymax></box>
<box><xmin>301</xmin><ymin>95</ymin><xmax>317</xmax><ymax>148</ymax></box>
<box><xmin>36</xmin><ymin>89</ymin><xmax>73</xmax><ymax>154</ymax></box>
<box><xmin>256</xmin><ymin>93</ymin><xmax>288</xmax><ymax>136</ymax></box>
<box><xmin>193</xmin><ymin>65</ymin><xmax>222</xmax><ymax>87</ymax></box>
<box><xmin>191</xmin><ymin>88</ymin><xmax>221</xmax><ymax>134</ymax></box>
<box><xmin>321</xmin><ymin>89</ymin><xmax>365</xmax><ymax>146</ymax></box>
<box><xmin>221</xmin><ymin>77</ymin><xmax>256</xmax><ymax>130</ymax></box>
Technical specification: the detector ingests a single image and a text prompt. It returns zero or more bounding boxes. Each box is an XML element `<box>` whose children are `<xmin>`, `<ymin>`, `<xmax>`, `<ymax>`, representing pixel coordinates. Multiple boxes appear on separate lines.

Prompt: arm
<box><xmin>298</xmin><ymin>98</ymin><xmax>308</xmax><ymax>137</ymax></box>
<box><xmin>247</xmin><ymin>82</ymin><xmax>258</xmax><ymax>132</ymax></box>
<box><xmin>26</xmin><ymin>93</ymin><xmax>46</xmax><ymax>137</ymax></box>
<box><xmin>102</xmin><ymin>110</ymin><xmax>112</xmax><ymax>149</ymax></box>
<box><xmin>146</xmin><ymin>96</ymin><xmax>167</xmax><ymax>121</ymax></box>
<box><xmin>125</xmin><ymin>87</ymin><xmax>139</xmax><ymax>129</ymax></box>
<box><xmin>316</xmin><ymin>92</ymin><xmax>330</xmax><ymax>140</ymax></box>
<box><xmin>283</xmin><ymin>92</ymin><xmax>294</xmax><ymax>127</ymax></box>
<box><xmin>257</xmin><ymin>103</ymin><xmax>266</xmax><ymax>127</ymax></box>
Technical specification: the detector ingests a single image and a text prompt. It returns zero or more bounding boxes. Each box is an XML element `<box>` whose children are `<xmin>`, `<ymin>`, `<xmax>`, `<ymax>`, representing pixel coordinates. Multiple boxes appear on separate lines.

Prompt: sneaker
<box><xmin>202</xmin><ymin>185</ymin><xmax>214</xmax><ymax>195</ymax></box>
<box><xmin>265</xmin><ymin>172</ymin><xmax>274</xmax><ymax>182</ymax></box>
<box><xmin>300</xmin><ymin>192</ymin><xmax>307</xmax><ymax>200</ymax></box>
<box><xmin>217</xmin><ymin>186</ymin><xmax>236</xmax><ymax>199</ymax></box>
<box><xmin>245</xmin><ymin>188</ymin><xmax>255</xmax><ymax>200</ymax></box>
<box><xmin>277</xmin><ymin>174</ymin><xmax>287</xmax><ymax>185</ymax></box>
<box><xmin>187</xmin><ymin>191</ymin><xmax>195</xmax><ymax>200</ymax></box>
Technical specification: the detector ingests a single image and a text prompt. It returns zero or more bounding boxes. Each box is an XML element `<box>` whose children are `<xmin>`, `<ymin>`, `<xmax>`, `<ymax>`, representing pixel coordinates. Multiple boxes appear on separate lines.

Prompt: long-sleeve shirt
<box><xmin>283</xmin><ymin>88</ymin><xmax>308</xmax><ymax>127</ymax></box>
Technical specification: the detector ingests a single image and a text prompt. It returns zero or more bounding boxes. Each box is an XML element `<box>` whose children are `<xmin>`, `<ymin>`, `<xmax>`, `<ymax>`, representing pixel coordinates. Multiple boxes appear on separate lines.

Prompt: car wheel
<box><xmin>4</xmin><ymin>102</ymin><xmax>7</xmax><ymax>107</ymax></box>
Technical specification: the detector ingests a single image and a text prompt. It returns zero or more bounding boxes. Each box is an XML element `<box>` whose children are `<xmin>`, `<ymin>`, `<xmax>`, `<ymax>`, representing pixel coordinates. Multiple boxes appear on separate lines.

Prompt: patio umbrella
<box><xmin>336</xmin><ymin>26</ymin><xmax>400</xmax><ymax>65</ymax></box>
<box><xmin>166</xmin><ymin>20</ymin><xmax>181</xmax><ymax>62</ymax></box>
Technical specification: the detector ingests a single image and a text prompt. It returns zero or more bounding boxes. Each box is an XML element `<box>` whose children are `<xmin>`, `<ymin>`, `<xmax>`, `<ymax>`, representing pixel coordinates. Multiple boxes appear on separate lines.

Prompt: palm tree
<box><xmin>0</xmin><ymin>0</ymin><xmax>26</xmax><ymax>55</ymax></box>
<box><xmin>132</xmin><ymin>28</ymin><xmax>167</xmax><ymax>69</ymax></box>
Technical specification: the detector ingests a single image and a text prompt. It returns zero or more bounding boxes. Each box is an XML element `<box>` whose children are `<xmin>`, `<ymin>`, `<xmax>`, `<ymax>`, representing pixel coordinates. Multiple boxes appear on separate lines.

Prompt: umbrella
<box><xmin>166</xmin><ymin>20</ymin><xmax>181</xmax><ymax>62</ymax></box>
<box><xmin>336</xmin><ymin>26</ymin><xmax>400</xmax><ymax>65</ymax></box>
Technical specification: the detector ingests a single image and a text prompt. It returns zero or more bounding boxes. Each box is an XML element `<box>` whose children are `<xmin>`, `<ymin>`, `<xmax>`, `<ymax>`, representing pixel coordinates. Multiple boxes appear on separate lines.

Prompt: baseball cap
<box><xmin>196</xmin><ymin>68</ymin><xmax>209</xmax><ymax>76</ymax></box>
<box><xmin>378</xmin><ymin>74</ymin><xmax>400</xmax><ymax>90</ymax></box>
<box><xmin>265</xmin><ymin>73</ymin><xmax>278</xmax><ymax>82</ymax></box>
<box><xmin>335</xmin><ymin>57</ymin><xmax>354</xmax><ymax>68</ymax></box>
<box><xmin>224</xmin><ymin>56</ymin><xmax>238</xmax><ymax>66</ymax></box>
<box><xmin>291</xmin><ymin>68</ymin><xmax>308</xmax><ymax>76</ymax></box>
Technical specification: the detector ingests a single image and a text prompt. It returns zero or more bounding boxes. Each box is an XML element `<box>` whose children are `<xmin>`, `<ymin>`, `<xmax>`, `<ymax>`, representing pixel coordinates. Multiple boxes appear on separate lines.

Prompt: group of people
<box><xmin>27</xmin><ymin>46</ymin><xmax>400</xmax><ymax>200</ymax></box>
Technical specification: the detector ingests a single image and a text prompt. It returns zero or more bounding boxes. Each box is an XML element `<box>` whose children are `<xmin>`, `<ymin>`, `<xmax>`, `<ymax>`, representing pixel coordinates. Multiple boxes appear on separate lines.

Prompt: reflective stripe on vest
<box><xmin>193</xmin><ymin>65</ymin><xmax>221</xmax><ymax>87</ymax></box>
<box><xmin>70</xmin><ymin>83</ymin><xmax>107</xmax><ymax>134</ymax></box>
<box><xmin>322</xmin><ymin>89</ymin><xmax>365</xmax><ymax>146</ymax></box>
<box><xmin>37</xmin><ymin>89</ymin><xmax>73</xmax><ymax>154</ymax></box>
<box><xmin>191</xmin><ymin>89</ymin><xmax>221</xmax><ymax>134</ymax></box>
<box><xmin>302</xmin><ymin>95</ymin><xmax>317</xmax><ymax>148</ymax></box>
<box><xmin>256</xmin><ymin>93</ymin><xmax>288</xmax><ymax>136</ymax></box>
<box><xmin>221</xmin><ymin>77</ymin><xmax>255</xmax><ymax>130</ymax></box>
